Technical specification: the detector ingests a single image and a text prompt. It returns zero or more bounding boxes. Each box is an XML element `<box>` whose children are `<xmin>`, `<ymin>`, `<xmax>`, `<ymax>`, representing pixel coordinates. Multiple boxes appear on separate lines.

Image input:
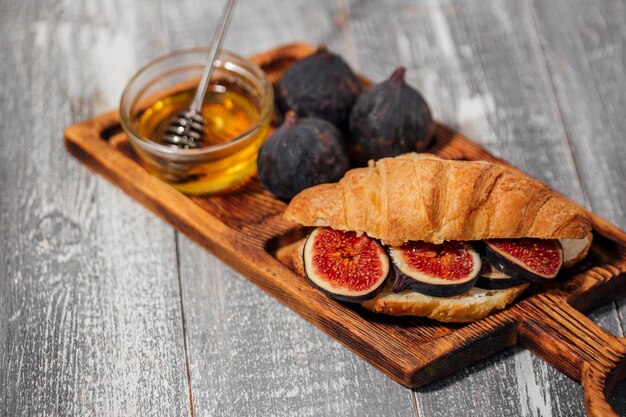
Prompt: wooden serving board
<box><xmin>65</xmin><ymin>43</ymin><xmax>626</xmax><ymax>416</ymax></box>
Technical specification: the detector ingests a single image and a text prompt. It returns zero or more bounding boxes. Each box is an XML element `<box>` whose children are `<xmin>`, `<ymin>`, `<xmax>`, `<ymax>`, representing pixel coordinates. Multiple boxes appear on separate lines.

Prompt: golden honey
<box><xmin>120</xmin><ymin>49</ymin><xmax>273</xmax><ymax>195</ymax></box>
<box><xmin>133</xmin><ymin>81</ymin><xmax>270</xmax><ymax>195</ymax></box>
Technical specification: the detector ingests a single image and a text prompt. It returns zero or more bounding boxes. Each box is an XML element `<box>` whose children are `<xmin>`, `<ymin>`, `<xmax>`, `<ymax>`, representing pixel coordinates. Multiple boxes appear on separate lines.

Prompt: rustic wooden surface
<box><xmin>2</xmin><ymin>1</ymin><xmax>626</xmax><ymax>417</ymax></box>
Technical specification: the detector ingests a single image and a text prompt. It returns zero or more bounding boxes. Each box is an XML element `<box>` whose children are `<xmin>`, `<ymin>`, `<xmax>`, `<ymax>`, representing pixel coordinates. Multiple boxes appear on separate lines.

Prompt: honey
<box><xmin>120</xmin><ymin>49</ymin><xmax>273</xmax><ymax>195</ymax></box>
<box><xmin>138</xmin><ymin>85</ymin><xmax>258</xmax><ymax>148</ymax></box>
<box><xmin>132</xmin><ymin>80</ymin><xmax>270</xmax><ymax>195</ymax></box>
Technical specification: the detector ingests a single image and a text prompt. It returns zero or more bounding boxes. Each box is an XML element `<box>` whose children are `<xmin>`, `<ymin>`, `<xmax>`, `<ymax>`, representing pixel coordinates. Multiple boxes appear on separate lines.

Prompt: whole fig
<box><xmin>257</xmin><ymin>112</ymin><xmax>349</xmax><ymax>201</ymax></box>
<box><xmin>349</xmin><ymin>67</ymin><xmax>434</xmax><ymax>161</ymax></box>
<box><xmin>276</xmin><ymin>46</ymin><xmax>362</xmax><ymax>130</ymax></box>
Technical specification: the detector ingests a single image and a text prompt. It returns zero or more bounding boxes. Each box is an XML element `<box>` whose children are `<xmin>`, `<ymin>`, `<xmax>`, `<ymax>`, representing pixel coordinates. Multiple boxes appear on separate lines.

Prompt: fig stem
<box><xmin>284</xmin><ymin>110</ymin><xmax>299</xmax><ymax>126</ymax></box>
<box><xmin>317</xmin><ymin>44</ymin><xmax>329</xmax><ymax>53</ymax></box>
<box><xmin>390</xmin><ymin>66</ymin><xmax>406</xmax><ymax>82</ymax></box>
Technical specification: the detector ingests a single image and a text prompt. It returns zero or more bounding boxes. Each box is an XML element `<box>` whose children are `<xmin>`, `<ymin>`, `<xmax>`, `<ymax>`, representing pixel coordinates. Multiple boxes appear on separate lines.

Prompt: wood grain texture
<box><xmin>156</xmin><ymin>1</ymin><xmax>415</xmax><ymax>416</ymax></box>
<box><xmin>0</xmin><ymin>1</ymin><xmax>191</xmax><ymax>416</ymax></box>
<box><xmin>64</xmin><ymin>43</ymin><xmax>626</xmax><ymax>416</ymax></box>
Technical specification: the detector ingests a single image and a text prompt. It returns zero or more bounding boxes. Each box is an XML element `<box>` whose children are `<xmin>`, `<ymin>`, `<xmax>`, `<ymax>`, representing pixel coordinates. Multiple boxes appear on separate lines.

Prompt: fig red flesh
<box><xmin>389</xmin><ymin>241</ymin><xmax>481</xmax><ymax>297</ymax></box>
<box><xmin>396</xmin><ymin>241</ymin><xmax>479</xmax><ymax>281</ymax></box>
<box><xmin>303</xmin><ymin>227</ymin><xmax>389</xmax><ymax>302</ymax></box>
<box><xmin>485</xmin><ymin>238</ymin><xmax>563</xmax><ymax>282</ymax></box>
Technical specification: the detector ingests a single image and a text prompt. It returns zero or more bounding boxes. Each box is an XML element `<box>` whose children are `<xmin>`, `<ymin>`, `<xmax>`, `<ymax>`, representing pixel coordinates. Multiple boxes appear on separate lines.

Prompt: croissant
<box><xmin>284</xmin><ymin>153</ymin><xmax>591</xmax><ymax>245</ymax></box>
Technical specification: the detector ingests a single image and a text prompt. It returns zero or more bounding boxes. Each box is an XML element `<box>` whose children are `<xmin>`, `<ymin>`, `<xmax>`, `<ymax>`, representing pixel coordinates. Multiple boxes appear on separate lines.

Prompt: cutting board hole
<box><xmin>101</xmin><ymin>124</ymin><xmax>123</xmax><ymax>141</ymax></box>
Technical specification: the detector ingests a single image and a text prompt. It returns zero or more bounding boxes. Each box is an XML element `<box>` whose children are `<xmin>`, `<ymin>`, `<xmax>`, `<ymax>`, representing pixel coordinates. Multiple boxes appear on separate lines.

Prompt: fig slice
<box><xmin>485</xmin><ymin>239</ymin><xmax>563</xmax><ymax>282</ymax></box>
<box><xmin>302</xmin><ymin>227</ymin><xmax>390</xmax><ymax>302</ymax></box>
<box><xmin>389</xmin><ymin>241</ymin><xmax>481</xmax><ymax>297</ymax></box>
<box><xmin>476</xmin><ymin>257</ymin><xmax>526</xmax><ymax>289</ymax></box>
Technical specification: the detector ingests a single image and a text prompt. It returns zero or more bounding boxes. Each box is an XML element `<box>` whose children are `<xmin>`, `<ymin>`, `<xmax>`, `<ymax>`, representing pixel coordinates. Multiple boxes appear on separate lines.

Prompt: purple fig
<box><xmin>257</xmin><ymin>112</ymin><xmax>349</xmax><ymax>201</ymax></box>
<box><xmin>276</xmin><ymin>46</ymin><xmax>362</xmax><ymax>130</ymax></box>
<box><xmin>349</xmin><ymin>67</ymin><xmax>434</xmax><ymax>161</ymax></box>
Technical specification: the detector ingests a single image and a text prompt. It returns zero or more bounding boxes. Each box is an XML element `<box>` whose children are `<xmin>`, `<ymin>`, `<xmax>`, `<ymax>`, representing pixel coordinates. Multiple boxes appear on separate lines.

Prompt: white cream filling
<box><xmin>559</xmin><ymin>235</ymin><xmax>592</xmax><ymax>264</ymax></box>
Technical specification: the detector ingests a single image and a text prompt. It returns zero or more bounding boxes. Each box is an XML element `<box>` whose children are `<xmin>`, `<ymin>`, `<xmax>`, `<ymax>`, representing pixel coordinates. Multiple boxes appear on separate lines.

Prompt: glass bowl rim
<box><xmin>119</xmin><ymin>47</ymin><xmax>274</xmax><ymax>158</ymax></box>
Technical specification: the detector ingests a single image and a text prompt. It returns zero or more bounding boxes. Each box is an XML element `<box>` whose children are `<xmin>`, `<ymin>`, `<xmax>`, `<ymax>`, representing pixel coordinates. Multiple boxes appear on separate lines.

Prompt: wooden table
<box><xmin>2</xmin><ymin>1</ymin><xmax>626</xmax><ymax>416</ymax></box>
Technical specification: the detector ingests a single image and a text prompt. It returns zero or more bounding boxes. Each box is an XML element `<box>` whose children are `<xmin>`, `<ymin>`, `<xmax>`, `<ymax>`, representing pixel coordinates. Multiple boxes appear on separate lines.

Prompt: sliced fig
<box><xmin>485</xmin><ymin>239</ymin><xmax>563</xmax><ymax>282</ymax></box>
<box><xmin>389</xmin><ymin>241</ymin><xmax>481</xmax><ymax>297</ymax></box>
<box><xmin>476</xmin><ymin>257</ymin><xmax>526</xmax><ymax>289</ymax></box>
<box><xmin>302</xmin><ymin>227</ymin><xmax>389</xmax><ymax>302</ymax></box>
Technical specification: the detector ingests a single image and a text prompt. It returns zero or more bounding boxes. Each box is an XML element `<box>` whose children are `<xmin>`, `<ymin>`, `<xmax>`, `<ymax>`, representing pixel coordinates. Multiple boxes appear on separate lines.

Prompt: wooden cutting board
<box><xmin>64</xmin><ymin>43</ymin><xmax>626</xmax><ymax>416</ymax></box>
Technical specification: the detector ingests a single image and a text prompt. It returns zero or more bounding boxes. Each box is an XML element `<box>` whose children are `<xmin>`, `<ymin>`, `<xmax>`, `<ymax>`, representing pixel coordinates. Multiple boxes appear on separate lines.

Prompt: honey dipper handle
<box><xmin>191</xmin><ymin>0</ymin><xmax>238</xmax><ymax>112</ymax></box>
<box><xmin>518</xmin><ymin>294</ymin><xmax>626</xmax><ymax>417</ymax></box>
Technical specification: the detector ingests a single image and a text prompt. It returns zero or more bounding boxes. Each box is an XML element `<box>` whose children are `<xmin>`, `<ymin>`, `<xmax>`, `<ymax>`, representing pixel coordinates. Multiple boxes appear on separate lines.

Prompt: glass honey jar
<box><xmin>120</xmin><ymin>48</ymin><xmax>273</xmax><ymax>195</ymax></box>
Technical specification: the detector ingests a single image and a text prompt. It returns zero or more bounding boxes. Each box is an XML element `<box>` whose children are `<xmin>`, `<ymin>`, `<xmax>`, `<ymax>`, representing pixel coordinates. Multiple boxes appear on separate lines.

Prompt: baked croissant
<box><xmin>284</xmin><ymin>153</ymin><xmax>591</xmax><ymax>245</ymax></box>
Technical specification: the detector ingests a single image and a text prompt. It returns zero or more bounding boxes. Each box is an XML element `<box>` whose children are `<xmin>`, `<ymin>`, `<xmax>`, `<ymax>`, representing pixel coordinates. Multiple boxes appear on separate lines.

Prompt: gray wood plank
<box><xmin>178</xmin><ymin>235</ymin><xmax>414</xmax><ymax>417</ymax></box>
<box><xmin>530</xmin><ymin>0</ymin><xmax>626</xmax><ymax>231</ymax></box>
<box><xmin>530</xmin><ymin>0</ymin><xmax>626</xmax><ymax>412</ymax></box>
<box><xmin>0</xmin><ymin>1</ymin><xmax>191</xmax><ymax>416</ymax></box>
<box><xmin>165</xmin><ymin>0</ymin><xmax>416</xmax><ymax>416</ymax></box>
<box><xmin>346</xmin><ymin>0</ymin><xmax>624</xmax><ymax>415</ymax></box>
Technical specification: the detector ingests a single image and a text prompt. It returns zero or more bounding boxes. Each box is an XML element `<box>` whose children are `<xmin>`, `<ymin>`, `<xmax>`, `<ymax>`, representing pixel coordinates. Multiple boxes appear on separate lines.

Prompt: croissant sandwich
<box><xmin>283</xmin><ymin>153</ymin><xmax>593</xmax><ymax>322</ymax></box>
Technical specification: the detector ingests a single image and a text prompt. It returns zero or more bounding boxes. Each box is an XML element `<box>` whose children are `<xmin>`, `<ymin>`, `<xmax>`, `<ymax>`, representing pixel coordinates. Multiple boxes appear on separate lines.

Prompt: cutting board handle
<box><xmin>518</xmin><ymin>294</ymin><xmax>626</xmax><ymax>416</ymax></box>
